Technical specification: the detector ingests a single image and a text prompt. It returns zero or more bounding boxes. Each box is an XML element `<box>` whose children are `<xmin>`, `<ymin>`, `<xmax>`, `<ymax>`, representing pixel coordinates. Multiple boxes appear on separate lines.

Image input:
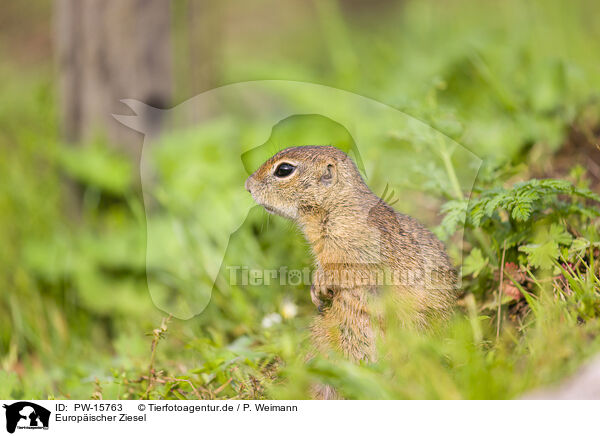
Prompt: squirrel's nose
<box><xmin>244</xmin><ymin>177</ymin><xmax>252</xmax><ymax>193</ymax></box>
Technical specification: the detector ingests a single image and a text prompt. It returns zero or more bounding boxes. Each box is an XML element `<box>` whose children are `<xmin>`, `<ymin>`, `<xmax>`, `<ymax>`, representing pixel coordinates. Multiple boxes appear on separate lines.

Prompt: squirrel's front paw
<box><xmin>311</xmin><ymin>284</ymin><xmax>334</xmax><ymax>313</ymax></box>
<box><xmin>311</xmin><ymin>270</ymin><xmax>334</xmax><ymax>311</ymax></box>
<box><xmin>310</xmin><ymin>283</ymin><xmax>329</xmax><ymax>307</ymax></box>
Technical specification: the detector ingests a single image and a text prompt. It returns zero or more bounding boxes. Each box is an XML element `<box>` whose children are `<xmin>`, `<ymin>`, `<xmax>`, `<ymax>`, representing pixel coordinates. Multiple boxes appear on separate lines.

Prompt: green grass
<box><xmin>1</xmin><ymin>0</ymin><xmax>600</xmax><ymax>399</ymax></box>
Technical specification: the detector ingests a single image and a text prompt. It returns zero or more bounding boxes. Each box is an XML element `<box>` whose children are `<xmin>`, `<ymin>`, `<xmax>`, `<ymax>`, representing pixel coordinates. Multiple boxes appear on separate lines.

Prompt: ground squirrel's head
<box><xmin>245</xmin><ymin>145</ymin><xmax>365</xmax><ymax>220</ymax></box>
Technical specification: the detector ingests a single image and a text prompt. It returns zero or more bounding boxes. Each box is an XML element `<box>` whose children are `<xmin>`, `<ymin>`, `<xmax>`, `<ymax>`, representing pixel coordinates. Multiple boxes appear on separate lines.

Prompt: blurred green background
<box><xmin>1</xmin><ymin>0</ymin><xmax>600</xmax><ymax>399</ymax></box>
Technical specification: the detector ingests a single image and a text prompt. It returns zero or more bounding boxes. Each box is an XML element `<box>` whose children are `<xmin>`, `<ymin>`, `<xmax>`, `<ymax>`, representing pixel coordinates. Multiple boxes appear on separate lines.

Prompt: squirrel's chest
<box><xmin>302</xmin><ymin>215</ymin><xmax>383</xmax><ymax>266</ymax></box>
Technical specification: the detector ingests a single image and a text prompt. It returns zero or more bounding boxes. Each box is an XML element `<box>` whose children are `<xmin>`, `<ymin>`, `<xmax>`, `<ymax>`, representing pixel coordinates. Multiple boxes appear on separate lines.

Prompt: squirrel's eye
<box><xmin>274</xmin><ymin>163</ymin><xmax>296</xmax><ymax>178</ymax></box>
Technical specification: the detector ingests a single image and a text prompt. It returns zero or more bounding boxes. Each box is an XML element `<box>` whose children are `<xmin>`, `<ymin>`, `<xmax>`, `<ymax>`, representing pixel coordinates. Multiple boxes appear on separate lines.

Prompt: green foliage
<box><xmin>442</xmin><ymin>178</ymin><xmax>600</xmax><ymax>234</ymax></box>
<box><xmin>462</xmin><ymin>248</ymin><xmax>488</xmax><ymax>277</ymax></box>
<box><xmin>441</xmin><ymin>177</ymin><xmax>600</xmax><ymax>275</ymax></box>
<box><xmin>57</xmin><ymin>143</ymin><xmax>133</xmax><ymax>195</ymax></box>
<box><xmin>438</xmin><ymin>170</ymin><xmax>600</xmax><ymax>362</ymax></box>
<box><xmin>519</xmin><ymin>224</ymin><xmax>572</xmax><ymax>270</ymax></box>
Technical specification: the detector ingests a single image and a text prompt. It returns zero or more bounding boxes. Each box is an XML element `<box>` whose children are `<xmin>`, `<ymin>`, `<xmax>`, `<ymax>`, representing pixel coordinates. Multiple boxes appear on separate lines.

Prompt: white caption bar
<box><xmin>0</xmin><ymin>400</ymin><xmax>597</xmax><ymax>436</ymax></box>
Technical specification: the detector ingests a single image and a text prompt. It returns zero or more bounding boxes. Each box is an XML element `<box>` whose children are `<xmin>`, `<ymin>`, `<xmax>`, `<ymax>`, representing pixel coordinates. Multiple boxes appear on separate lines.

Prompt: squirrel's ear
<box><xmin>320</xmin><ymin>163</ymin><xmax>336</xmax><ymax>186</ymax></box>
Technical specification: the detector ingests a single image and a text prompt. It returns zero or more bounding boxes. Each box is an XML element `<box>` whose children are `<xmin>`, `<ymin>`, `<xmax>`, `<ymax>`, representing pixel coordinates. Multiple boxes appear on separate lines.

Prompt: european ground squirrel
<box><xmin>245</xmin><ymin>146</ymin><xmax>457</xmax><ymax>394</ymax></box>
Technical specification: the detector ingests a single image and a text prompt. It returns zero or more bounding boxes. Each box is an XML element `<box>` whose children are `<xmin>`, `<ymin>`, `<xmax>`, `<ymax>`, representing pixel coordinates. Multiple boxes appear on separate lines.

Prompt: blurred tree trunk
<box><xmin>55</xmin><ymin>0</ymin><xmax>172</xmax><ymax>157</ymax></box>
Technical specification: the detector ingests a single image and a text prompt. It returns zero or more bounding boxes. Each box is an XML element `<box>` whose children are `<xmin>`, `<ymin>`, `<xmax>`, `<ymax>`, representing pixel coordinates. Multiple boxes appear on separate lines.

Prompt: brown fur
<box><xmin>245</xmin><ymin>146</ymin><xmax>457</xmax><ymax>398</ymax></box>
